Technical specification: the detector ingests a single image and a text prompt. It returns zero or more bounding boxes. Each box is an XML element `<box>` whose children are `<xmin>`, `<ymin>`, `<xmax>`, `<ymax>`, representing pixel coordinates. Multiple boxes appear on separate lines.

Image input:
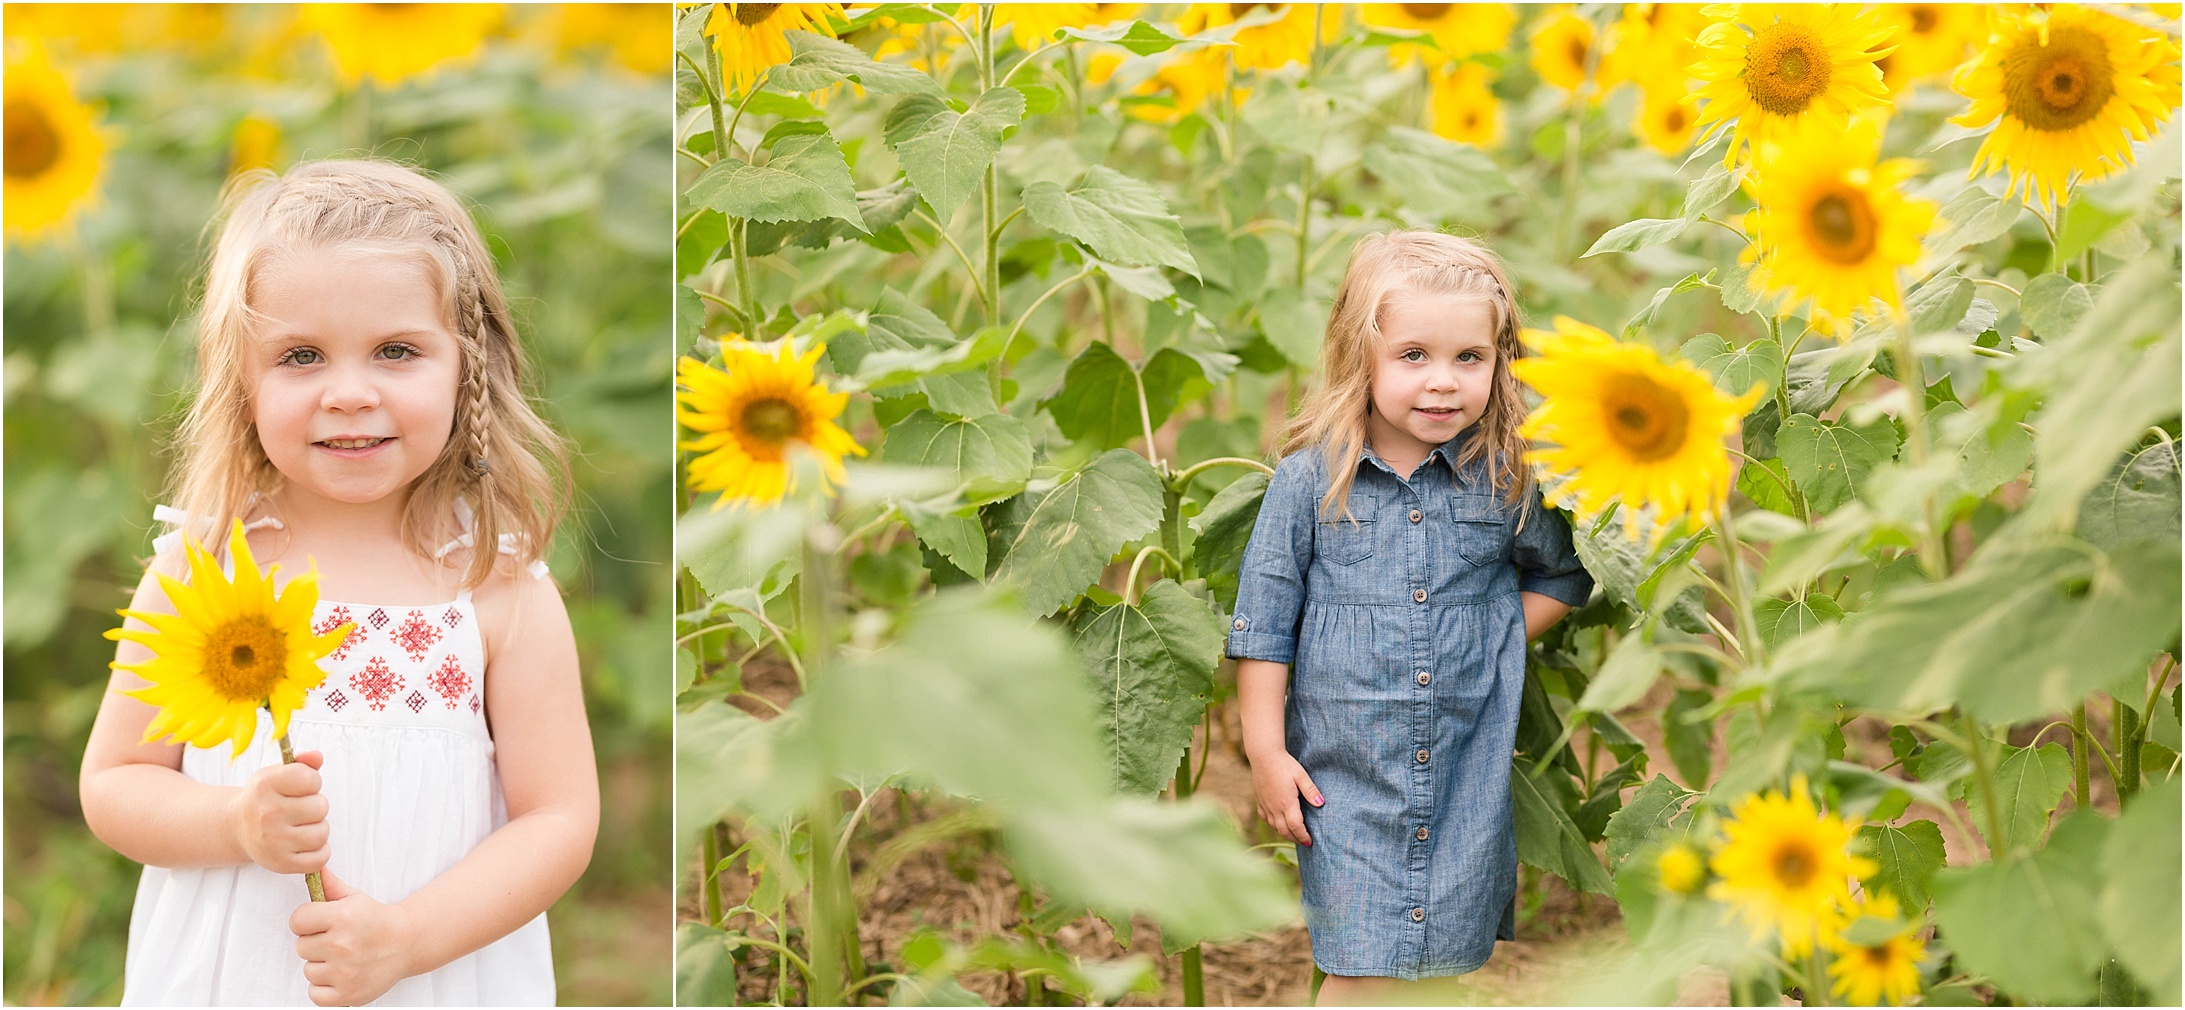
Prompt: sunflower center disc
<box><xmin>1909</xmin><ymin>5</ymin><xmax>1938</xmax><ymax>33</ymax></box>
<box><xmin>740</xmin><ymin>397</ymin><xmax>803</xmax><ymax>448</ymax></box>
<box><xmin>1401</xmin><ymin>4</ymin><xmax>1451</xmax><ymax>19</ymax></box>
<box><xmin>1864</xmin><ymin>945</ymin><xmax>1895</xmax><ymax>967</ymax></box>
<box><xmin>3</xmin><ymin>100</ymin><xmax>61</xmax><ymax>179</ymax></box>
<box><xmin>204</xmin><ymin>615</ymin><xmax>289</xmax><ymax>702</ymax></box>
<box><xmin>1568</xmin><ymin>37</ymin><xmax>1590</xmax><ymax>72</ymax></box>
<box><xmin>1664</xmin><ymin>107</ymin><xmax>1686</xmax><ymax>132</ymax></box>
<box><xmin>1772</xmin><ymin>843</ymin><xmax>1816</xmax><ymax>887</ymax></box>
<box><xmin>2003</xmin><ymin>25</ymin><xmax>2114</xmax><ymax>131</ymax></box>
<box><xmin>1602</xmin><ymin>374</ymin><xmax>1690</xmax><ymax>463</ymax></box>
<box><xmin>733</xmin><ymin>3</ymin><xmax>782</xmax><ymax>27</ymax></box>
<box><xmin>1806</xmin><ymin>189</ymin><xmax>1877</xmax><ymax>264</ymax></box>
<box><xmin>1744</xmin><ymin>24</ymin><xmax>1833</xmax><ymax>115</ymax></box>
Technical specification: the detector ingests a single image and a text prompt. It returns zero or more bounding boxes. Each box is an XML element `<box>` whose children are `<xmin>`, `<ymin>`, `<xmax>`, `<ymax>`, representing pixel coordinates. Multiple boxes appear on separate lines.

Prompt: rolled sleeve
<box><xmin>1226</xmin><ymin>451</ymin><xmax>1318</xmax><ymax>664</ymax></box>
<box><xmin>1512</xmin><ymin>491</ymin><xmax>1594</xmax><ymax>607</ymax></box>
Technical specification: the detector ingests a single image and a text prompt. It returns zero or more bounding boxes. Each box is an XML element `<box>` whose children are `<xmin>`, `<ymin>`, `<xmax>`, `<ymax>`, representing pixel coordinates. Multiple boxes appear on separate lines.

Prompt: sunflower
<box><xmin>1636</xmin><ymin>86</ymin><xmax>1701</xmax><ymax>155</ymax></box>
<box><xmin>679</xmin><ymin>341</ymin><xmax>865</xmax><ymax>506</ymax></box>
<box><xmin>996</xmin><ymin>3</ymin><xmax>1139</xmax><ymax>51</ymax></box>
<box><xmin>558</xmin><ymin>3</ymin><xmax>673</xmax><ymax>75</ymax></box>
<box><xmin>1690</xmin><ymin>4</ymin><xmax>1896</xmax><ymax>166</ymax></box>
<box><xmin>1430</xmin><ymin>61</ymin><xmax>1500</xmax><ymax>147</ymax></box>
<box><xmin>1178</xmin><ymin>3</ymin><xmax>1329</xmax><ymax>72</ymax></box>
<box><xmin>106</xmin><ymin>520</ymin><xmax>351</xmax><ymax>756</ymax></box>
<box><xmin>299</xmin><ymin>3</ymin><xmax>502</xmax><ymax>88</ymax></box>
<box><xmin>1743</xmin><ymin>119</ymin><xmax>1935</xmax><ymax>335</ymax></box>
<box><xmin>1873</xmin><ymin>3</ymin><xmax>1981</xmax><ymax>93</ymax></box>
<box><xmin>4</xmin><ymin>43</ymin><xmax>106</xmax><ymax>242</ymax></box>
<box><xmin>873</xmin><ymin>11</ymin><xmax>964</xmax><ymax>77</ymax></box>
<box><xmin>1512</xmin><ymin>318</ymin><xmax>1764</xmax><ymax>542</ymax></box>
<box><xmin>709</xmin><ymin>3</ymin><xmax>844</xmax><ymax>94</ymax></box>
<box><xmin>229</xmin><ymin>114</ymin><xmax>281</xmax><ymax>175</ymax></box>
<box><xmin>1951</xmin><ymin>3</ymin><xmax>2182</xmax><ymax>210</ymax></box>
<box><xmin>1608</xmin><ymin>3</ymin><xmax>1710</xmax><ymax>85</ymax></box>
<box><xmin>1826</xmin><ymin>894</ymin><xmax>1927</xmax><ymax>1006</ymax></box>
<box><xmin>1657</xmin><ymin>841</ymin><xmax>1710</xmax><ymax>896</ymax></box>
<box><xmin>1529</xmin><ymin>7</ymin><xmax>1619</xmax><ymax>95</ymax></box>
<box><xmin>1707</xmin><ymin>777</ymin><xmax>1876</xmax><ymax>957</ymax></box>
<box><xmin>1096</xmin><ymin>46</ymin><xmax>1232</xmax><ymax>124</ymax></box>
<box><xmin>2</xmin><ymin>4</ymin><xmax>131</xmax><ymax>53</ymax></box>
<box><xmin>1362</xmin><ymin>3</ymin><xmax>1517</xmax><ymax>68</ymax></box>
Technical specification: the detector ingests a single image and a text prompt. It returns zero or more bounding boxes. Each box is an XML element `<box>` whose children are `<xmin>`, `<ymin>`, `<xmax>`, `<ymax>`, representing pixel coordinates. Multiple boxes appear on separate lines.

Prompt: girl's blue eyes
<box><xmin>277</xmin><ymin>343</ymin><xmax>421</xmax><ymax>367</ymax></box>
<box><xmin>1400</xmin><ymin>349</ymin><xmax>1486</xmax><ymax>363</ymax></box>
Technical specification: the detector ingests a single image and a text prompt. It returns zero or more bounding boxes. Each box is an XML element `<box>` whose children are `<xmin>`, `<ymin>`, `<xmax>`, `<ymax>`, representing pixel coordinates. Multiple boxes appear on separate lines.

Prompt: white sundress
<box><xmin>122</xmin><ymin>508</ymin><xmax>556</xmax><ymax>1006</ymax></box>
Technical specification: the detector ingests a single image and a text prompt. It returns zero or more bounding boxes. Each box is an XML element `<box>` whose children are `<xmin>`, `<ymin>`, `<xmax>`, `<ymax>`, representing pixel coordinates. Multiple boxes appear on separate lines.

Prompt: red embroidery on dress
<box><xmin>391</xmin><ymin>610</ymin><xmax>443</xmax><ymax>663</ymax></box>
<box><xmin>405</xmin><ymin>690</ymin><xmax>427</xmax><ymax>713</ymax></box>
<box><xmin>315</xmin><ymin>605</ymin><xmax>360</xmax><ymax>661</ymax></box>
<box><xmin>351</xmin><ymin>656</ymin><xmax>403</xmax><ymax>711</ymax></box>
<box><xmin>428</xmin><ymin>655</ymin><xmax>471</xmax><ymax>709</ymax></box>
<box><xmin>324</xmin><ymin>689</ymin><xmax>349</xmax><ymax>713</ymax></box>
<box><xmin>367</xmin><ymin>607</ymin><xmax>390</xmax><ymax>630</ymax></box>
<box><xmin>441</xmin><ymin>606</ymin><xmax>463</xmax><ymax>628</ymax></box>
<box><xmin>469</xmin><ymin>694</ymin><xmax>482</xmax><ymax>714</ymax></box>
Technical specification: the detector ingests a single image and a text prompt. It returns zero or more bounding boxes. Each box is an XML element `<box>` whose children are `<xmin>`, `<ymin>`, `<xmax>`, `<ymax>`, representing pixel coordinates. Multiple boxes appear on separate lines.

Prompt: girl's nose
<box><xmin>319</xmin><ymin>363</ymin><xmax>381</xmax><ymax>411</ymax></box>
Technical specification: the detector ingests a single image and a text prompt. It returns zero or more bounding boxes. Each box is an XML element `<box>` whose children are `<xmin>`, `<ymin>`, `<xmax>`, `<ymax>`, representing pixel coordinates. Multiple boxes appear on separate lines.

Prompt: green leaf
<box><xmin>1663</xmin><ymin>688</ymin><xmax>1715</xmax><ymax>787</ymax></box>
<box><xmin>1923</xmin><ymin>187</ymin><xmax>2020</xmax><ymax>256</ymax></box>
<box><xmin>1256</xmin><ymin>287</ymin><xmax>1326</xmax><ymax>368</ymax></box>
<box><xmin>1604</xmin><ymin>774</ymin><xmax>1697</xmax><ymax>871</ymax></box>
<box><xmin>1679</xmin><ymin>333</ymin><xmax>1780</xmax><ymax>400</ymax></box>
<box><xmin>902</xmin><ymin>504</ymin><xmax>988</xmax><ymax>580</ymax></box>
<box><xmin>1572</xmin><ymin>523</ymin><xmax>1709</xmax><ymax>634</ymax></box>
<box><xmin>2019</xmin><ymin>271</ymin><xmax>2093</xmax><ymax>341</ymax></box>
<box><xmin>1044</xmin><ymin>341</ymin><xmax>1143</xmax><ymax>450</ymax></box>
<box><xmin>1071</xmin><ymin>580</ymin><xmax>1225</xmax><ymax>796</ymax></box>
<box><xmin>1905</xmin><ymin>273</ymin><xmax>1975</xmax><ymax>336</ymax></box>
<box><xmin>1360</xmin><ymin>126</ymin><xmax>1515</xmax><ymax>219</ymax></box>
<box><xmin>768</xmin><ymin>29</ymin><xmax>945</xmax><ymax>96</ymax></box>
<box><xmin>676</xmin><ymin>923</ymin><xmax>741</xmax><ymax>1006</ymax></box>
<box><xmin>1753</xmin><ymin>594</ymin><xmax>1843</xmax><ymax>652</ymax></box>
<box><xmin>1011</xmin><ymin>82</ymin><xmax>1060</xmax><ymax>115</ymax></box>
<box><xmin>687</xmin><ymin>133</ymin><xmax>866</xmax><ymax>229</ymax></box>
<box><xmin>746</xmin><ymin>179</ymin><xmax>918</xmax><ymax>255</ymax></box>
<box><xmin>1577</xmin><ymin>635</ymin><xmax>1661</xmax><ymax>714</ymax></box>
<box><xmin>992</xmin><ymin>450</ymin><xmax>1167</xmax><ymax>617</ymax></box>
<box><xmin>1736</xmin><ymin>456</ymin><xmax>1801</xmax><ymax>517</ymax></box>
<box><xmin>2101</xmin><ymin>779</ymin><xmax>2182</xmax><ymax>1005</ymax></box>
<box><xmin>1932</xmin><ymin>812</ymin><xmax>2107</xmax><ymax>1005</ymax></box>
<box><xmin>1191</xmin><ymin>470</ymin><xmax>1270</xmax><ymax>610</ymax></box>
<box><xmin>677</xmin><ymin>210</ymin><xmax>728</xmax><ymax>279</ymax></box>
<box><xmin>885</xmin><ymin>88</ymin><xmax>1027</xmax><ymax>219</ymax></box>
<box><xmin>1021</xmin><ymin>165</ymin><xmax>1198</xmax><ymax>276</ymax></box>
<box><xmin>1778</xmin><ymin>412</ymin><xmax>1899</xmax><ymax>513</ymax></box>
<box><xmin>1623</xmin><ymin>272</ymin><xmax>1711</xmax><ymax>339</ymax></box>
<box><xmin>1966</xmin><ymin>742</ymin><xmax>2072</xmax><ymax>857</ymax></box>
<box><xmin>1512</xmin><ymin>759</ymin><xmax>1615</xmax><ymax>894</ymax></box>
<box><xmin>676</xmin><ymin>699</ymin><xmax>821</xmax><ymax>836</ymax></box>
<box><xmin>1058</xmin><ymin>19</ymin><xmax>1201</xmax><ymax>55</ymax></box>
<box><xmin>1681</xmin><ymin>164</ymin><xmax>1741</xmax><ymax>219</ymax></box>
<box><xmin>1583</xmin><ymin>217</ymin><xmax>1689</xmax><ymax>257</ymax></box>
<box><xmin>1855</xmin><ymin>819</ymin><xmax>1947</xmax><ymax>910</ymax></box>
<box><xmin>1773</xmin><ymin>538</ymin><xmax>2182</xmax><ymax>724</ymax></box>
<box><xmin>1005</xmin><ymin>797</ymin><xmax>1295</xmax><ymax>945</ymax></box>
<box><xmin>1927</xmin><ymin>402</ymin><xmax>2033</xmax><ymax>508</ymax></box>
<box><xmin>2077</xmin><ymin>441</ymin><xmax>2181</xmax><ymax>554</ymax></box>
<box><xmin>879</xmin><ymin>409</ymin><xmax>1034</xmax><ymax>493</ymax></box>
<box><xmin>2054</xmin><ymin>196</ymin><xmax>2133</xmax><ymax>265</ymax></box>
<box><xmin>829</xmin><ymin>289</ymin><xmax>997</xmax><ymax>418</ymax></box>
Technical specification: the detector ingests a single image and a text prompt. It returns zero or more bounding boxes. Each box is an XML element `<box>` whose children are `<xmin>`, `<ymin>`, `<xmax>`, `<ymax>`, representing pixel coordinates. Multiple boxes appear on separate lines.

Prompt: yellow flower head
<box><xmin>1636</xmin><ymin>86</ymin><xmax>1702</xmax><ymax>156</ymax></box>
<box><xmin>1827</xmin><ymin>894</ymin><xmax>1927</xmax><ymax>1005</ymax></box>
<box><xmin>1690</xmin><ymin>4</ymin><xmax>1897</xmax><ymax>166</ymax></box>
<box><xmin>1707</xmin><ymin>776</ymin><xmax>1878</xmax><ymax>958</ymax></box>
<box><xmin>106</xmin><ymin>520</ymin><xmax>352</xmax><ymax>756</ymax></box>
<box><xmin>1608</xmin><ymin>3</ymin><xmax>1711</xmax><ymax>86</ymax></box>
<box><xmin>300</xmin><ymin>3</ymin><xmax>503</xmax><ymax>88</ymax></box>
<box><xmin>1950</xmin><ymin>3</ymin><xmax>2182</xmax><ymax>210</ymax></box>
<box><xmin>4</xmin><ymin>42</ymin><xmax>107</xmax><ymax>242</ymax></box>
<box><xmin>1430</xmin><ymin>60</ymin><xmax>1500</xmax><ymax>147</ymax></box>
<box><xmin>1874</xmin><ymin>3</ymin><xmax>1982</xmax><ymax>94</ymax></box>
<box><xmin>1657</xmin><ymin>841</ymin><xmax>1710</xmax><ymax>895</ymax></box>
<box><xmin>1744</xmin><ymin>118</ymin><xmax>1936</xmax><ymax>336</ymax></box>
<box><xmin>1097</xmin><ymin>46</ymin><xmax>1232</xmax><ymax>124</ymax></box>
<box><xmin>708</xmin><ymin>3</ymin><xmax>844</xmax><ymax>95</ymax></box>
<box><xmin>557</xmin><ymin>3</ymin><xmax>673</xmax><ymax>75</ymax></box>
<box><xmin>996</xmin><ymin>4</ymin><xmax>1140</xmax><ymax>51</ymax></box>
<box><xmin>1179</xmin><ymin>3</ymin><xmax>1331</xmax><ymax>72</ymax></box>
<box><xmin>678</xmin><ymin>340</ymin><xmax>865</xmax><ymax>507</ymax></box>
<box><xmin>1512</xmin><ymin>318</ymin><xmax>1764</xmax><ymax>543</ymax></box>
<box><xmin>1529</xmin><ymin>7</ymin><xmax>1620</xmax><ymax>95</ymax></box>
<box><xmin>873</xmin><ymin>9</ymin><xmax>965</xmax><ymax>77</ymax></box>
<box><xmin>229</xmin><ymin>114</ymin><xmax>281</xmax><ymax>176</ymax></box>
<box><xmin>1363</xmin><ymin>3</ymin><xmax>1517</xmax><ymax>68</ymax></box>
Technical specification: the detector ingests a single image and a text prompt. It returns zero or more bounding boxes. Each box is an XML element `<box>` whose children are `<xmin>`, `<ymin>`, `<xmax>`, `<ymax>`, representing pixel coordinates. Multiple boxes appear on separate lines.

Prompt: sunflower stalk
<box><xmin>1888</xmin><ymin>310</ymin><xmax>1949</xmax><ymax>580</ymax></box>
<box><xmin>797</xmin><ymin>523</ymin><xmax>860</xmax><ymax>1006</ymax></box>
<box><xmin>275</xmin><ymin>733</ymin><xmax>328</xmax><ymax>904</ymax></box>
<box><xmin>1712</xmin><ymin>502</ymin><xmax>1767</xmax><ymax>670</ymax></box>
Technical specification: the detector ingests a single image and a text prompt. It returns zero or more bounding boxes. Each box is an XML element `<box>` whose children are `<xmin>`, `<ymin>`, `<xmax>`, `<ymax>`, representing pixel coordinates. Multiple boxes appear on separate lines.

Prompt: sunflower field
<box><xmin>676</xmin><ymin>2</ymin><xmax>2182</xmax><ymax>1006</ymax></box>
<box><xmin>3</xmin><ymin>6</ymin><xmax>674</xmax><ymax>1004</ymax></box>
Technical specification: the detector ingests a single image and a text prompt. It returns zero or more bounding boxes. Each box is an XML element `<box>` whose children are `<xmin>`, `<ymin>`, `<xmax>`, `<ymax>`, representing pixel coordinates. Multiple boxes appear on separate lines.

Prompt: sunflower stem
<box><xmin>1959</xmin><ymin>711</ymin><xmax>2007</xmax><ymax>859</ymax></box>
<box><xmin>276</xmin><ymin>733</ymin><xmax>328</xmax><ymax>903</ymax></box>
<box><xmin>1713</xmin><ymin>503</ymin><xmax>1767</xmax><ymax>670</ymax></box>
<box><xmin>702</xmin><ymin>819</ymin><xmax>724</xmax><ymax>927</ymax></box>
<box><xmin>1888</xmin><ymin>310</ymin><xmax>1948</xmax><ymax>580</ymax></box>
<box><xmin>732</xmin><ymin>217</ymin><xmax>759</xmax><ymax>336</ymax></box>
<box><xmin>1807</xmin><ymin>948</ymin><xmax>1832</xmax><ymax>1006</ymax></box>
<box><xmin>798</xmin><ymin>524</ymin><xmax>856</xmax><ymax>1006</ymax></box>
<box><xmin>2072</xmin><ymin>703</ymin><xmax>2093</xmax><ymax>811</ymax></box>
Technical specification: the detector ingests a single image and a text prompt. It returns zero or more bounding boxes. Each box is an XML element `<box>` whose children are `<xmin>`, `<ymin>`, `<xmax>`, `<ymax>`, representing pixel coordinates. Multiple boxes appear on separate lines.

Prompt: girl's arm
<box><xmin>81</xmin><ymin>558</ymin><xmax>332</xmax><ymax>874</ymax></box>
<box><xmin>1238</xmin><ymin>658</ymin><xmax>1322</xmax><ymax>846</ymax></box>
<box><xmin>291</xmin><ymin>566</ymin><xmax>597</xmax><ymax>1007</ymax></box>
<box><xmin>1520</xmin><ymin>591</ymin><xmax>1575</xmax><ymax>641</ymax></box>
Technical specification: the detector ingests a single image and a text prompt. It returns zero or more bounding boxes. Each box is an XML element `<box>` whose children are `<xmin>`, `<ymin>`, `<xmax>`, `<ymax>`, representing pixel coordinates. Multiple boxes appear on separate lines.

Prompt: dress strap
<box><xmin>432</xmin><ymin>499</ymin><xmax>550</xmax><ymax>583</ymax></box>
<box><xmin>152</xmin><ymin>504</ymin><xmax>283</xmax><ymax>556</ymax></box>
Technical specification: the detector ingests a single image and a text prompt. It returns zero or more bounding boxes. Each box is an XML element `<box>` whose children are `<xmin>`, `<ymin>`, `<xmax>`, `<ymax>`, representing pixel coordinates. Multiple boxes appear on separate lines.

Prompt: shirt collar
<box><xmin>1356</xmin><ymin>427</ymin><xmax>1483</xmax><ymax>479</ymax></box>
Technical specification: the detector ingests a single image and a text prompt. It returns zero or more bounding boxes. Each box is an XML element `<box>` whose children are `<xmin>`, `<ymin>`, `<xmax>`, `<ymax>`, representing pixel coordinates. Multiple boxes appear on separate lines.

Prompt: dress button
<box><xmin>1409</xmin><ymin>509</ymin><xmax>1422</xmax><ymax>523</ymax></box>
<box><xmin>1416</xmin><ymin>826</ymin><xmax>1430</xmax><ymax>841</ymax></box>
<box><xmin>1412</xmin><ymin>588</ymin><xmax>1427</xmax><ymax>603</ymax></box>
<box><xmin>1415</xmin><ymin>749</ymin><xmax>1430</xmax><ymax>764</ymax></box>
<box><xmin>1233</xmin><ymin>618</ymin><xmax>1246</xmax><ymax>631</ymax></box>
<box><xmin>1417</xmin><ymin>671</ymin><xmax>1431</xmax><ymax>686</ymax></box>
<box><xmin>1411</xmin><ymin>907</ymin><xmax>1426</xmax><ymax>922</ymax></box>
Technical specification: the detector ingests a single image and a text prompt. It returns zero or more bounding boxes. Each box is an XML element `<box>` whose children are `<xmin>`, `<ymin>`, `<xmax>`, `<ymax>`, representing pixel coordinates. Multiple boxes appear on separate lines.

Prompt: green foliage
<box><xmin>2100</xmin><ymin>780</ymin><xmax>2182</xmax><ymax>1005</ymax></box>
<box><xmin>1855</xmin><ymin>819</ymin><xmax>1947</xmax><ymax>910</ymax></box>
<box><xmin>1777</xmin><ymin>413</ymin><xmax>1899</xmax><ymax>514</ymax></box>
<box><xmin>990</xmin><ymin>450</ymin><xmax>1166</xmax><ymax>617</ymax></box>
<box><xmin>1933</xmin><ymin>812</ymin><xmax>2110</xmax><ymax>1005</ymax></box>
<box><xmin>1071</xmin><ymin>580</ymin><xmax>1226</xmax><ymax>796</ymax></box>
<box><xmin>687</xmin><ymin>133</ymin><xmax>866</xmax><ymax>228</ymax></box>
<box><xmin>1021</xmin><ymin>165</ymin><xmax>1199</xmax><ymax>275</ymax></box>
<box><xmin>886</xmin><ymin>88</ymin><xmax>1027</xmax><ymax>219</ymax></box>
<box><xmin>1966</xmin><ymin>742</ymin><xmax>2073</xmax><ymax>856</ymax></box>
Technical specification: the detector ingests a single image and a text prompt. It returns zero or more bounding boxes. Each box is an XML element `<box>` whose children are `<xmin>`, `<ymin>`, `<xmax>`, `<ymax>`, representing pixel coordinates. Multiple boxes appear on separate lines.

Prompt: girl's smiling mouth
<box><xmin>315</xmin><ymin>436</ymin><xmax>393</xmax><ymax>452</ymax></box>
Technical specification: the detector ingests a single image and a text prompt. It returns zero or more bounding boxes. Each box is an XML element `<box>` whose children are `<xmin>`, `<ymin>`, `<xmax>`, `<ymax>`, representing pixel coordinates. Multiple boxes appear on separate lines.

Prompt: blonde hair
<box><xmin>169</xmin><ymin>158</ymin><xmax>569</xmax><ymax>588</ymax></box>
<box><xmin>1279</xmin><ymin>229</ymin><xmax>1531</xmax><ymax>523</ymax></box>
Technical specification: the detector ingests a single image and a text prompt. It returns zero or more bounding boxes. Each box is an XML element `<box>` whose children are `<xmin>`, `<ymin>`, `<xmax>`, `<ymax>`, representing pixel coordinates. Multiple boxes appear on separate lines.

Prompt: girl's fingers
<box><xmin>1286</xmin><ymin>806</ymin><xmax>1312</xmax><ymax>847</ymax></box>
<box><xmin>1295</xmin><ymin>770</ymin><xmax>1324</xmax><ymax>807</ymax></box>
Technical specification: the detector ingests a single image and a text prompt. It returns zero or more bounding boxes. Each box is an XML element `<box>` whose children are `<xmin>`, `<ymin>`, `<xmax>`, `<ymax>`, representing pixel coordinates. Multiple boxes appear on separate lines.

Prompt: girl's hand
<box><xmin>1248</xmin><ymin>749</ymin><xmax>1323</xmax><ymax>847</ymax></box>
<box><xmin>291</xmin><ymin>870</ymin><xmax>415</xmax><ymax>1007</ymax></box>
<box><xmin>231</xmin><ymin>749</ymin><xmax>330</xmax><ymax>875</ymax></box>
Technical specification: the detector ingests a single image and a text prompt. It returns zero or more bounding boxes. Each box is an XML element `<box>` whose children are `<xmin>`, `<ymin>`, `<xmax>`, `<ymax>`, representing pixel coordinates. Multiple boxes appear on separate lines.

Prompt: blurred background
<box><xmin>3</xmin><ymin>5</ymin><xmax>673</xmax><ymax>1004</ymax></box>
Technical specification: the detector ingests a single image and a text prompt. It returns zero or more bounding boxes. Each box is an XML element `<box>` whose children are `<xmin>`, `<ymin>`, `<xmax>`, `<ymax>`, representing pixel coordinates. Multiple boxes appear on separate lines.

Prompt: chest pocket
<box><xmin>1317</xmin><ymin>494</ymin><xmax>1377</xmax><ymax>566</ymax></box>
<box><xmin>1448</xmin><ymin>495</ymin><xmax>1507</xmax><ymax>567</ymax></box>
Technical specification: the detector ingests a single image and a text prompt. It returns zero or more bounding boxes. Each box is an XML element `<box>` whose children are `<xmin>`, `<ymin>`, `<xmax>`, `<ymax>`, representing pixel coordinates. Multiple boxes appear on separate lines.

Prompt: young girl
<box><xmin>1229</xmin><ymin>231</ymin><xmax>1594</xmax><ymax>1003</ymax></box>
<box><xmin>79</xmin><ymin>160</ymin><xmax>598</xmax><ymax>1007</ymax></box>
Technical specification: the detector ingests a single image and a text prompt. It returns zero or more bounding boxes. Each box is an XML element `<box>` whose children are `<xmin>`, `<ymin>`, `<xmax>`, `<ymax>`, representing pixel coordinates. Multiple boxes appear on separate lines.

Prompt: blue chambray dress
<box><xmin>1226</xmin><ymin>430</ymin><xmax>1593</xmax><ymax>980</ymax></box>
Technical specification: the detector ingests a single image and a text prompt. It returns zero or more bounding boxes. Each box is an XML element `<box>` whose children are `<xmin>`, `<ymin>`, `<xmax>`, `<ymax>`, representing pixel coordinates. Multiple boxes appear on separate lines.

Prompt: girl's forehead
<box><xmin>1377</xmin><ymin>289</ymin><xmax>1499</xmax><ymax>337</ymax></box>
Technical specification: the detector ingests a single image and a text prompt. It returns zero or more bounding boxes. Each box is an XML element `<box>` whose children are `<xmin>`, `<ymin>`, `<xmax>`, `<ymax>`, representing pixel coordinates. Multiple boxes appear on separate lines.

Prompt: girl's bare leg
<box><xmin>1316</xmin><ymin>974</ymin><xmax>1400</xmax><ymax>1006</ymax></box>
